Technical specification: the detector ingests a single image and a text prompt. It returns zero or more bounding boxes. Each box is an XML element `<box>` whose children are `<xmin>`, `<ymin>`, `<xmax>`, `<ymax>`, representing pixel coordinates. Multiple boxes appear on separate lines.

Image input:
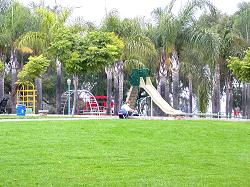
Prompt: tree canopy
<box><xmin>17</xmin><ymin>54</ymin><xmax>50</xmax><ymax>82</ymax></box>
<box><xmin>228</xmin><ymin>47</ymin><xmax>250</xmax><ymax>82</ymax></box>
<box><xmin>50</xmin><ymin>29</ymin><xmax>124</xmax><ymax>75</ymax></box>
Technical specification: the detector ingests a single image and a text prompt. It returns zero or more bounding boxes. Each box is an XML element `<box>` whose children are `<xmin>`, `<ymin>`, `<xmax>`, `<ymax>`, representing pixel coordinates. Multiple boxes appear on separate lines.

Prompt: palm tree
<box><xmin>101</xmin><ymin>10</ymin><xmax>156</xmax><ymax>114</ymax></box>
<box><xmin>149</xmin><ymin>0</ymin><xmax>216</xmax><ymax>110</ymax></box>
<box><xmin>105</xmin><ymin>66</ymin><xmax>113</xmax><ymax>114</ymax></box>
<box><xmin>196</xmin><ymin>11</ymin><xmax>247</xmax><ymax>116</ymax></box>
<box><xmin>101</xmin><ymin>10</ymin><xmax>155</xmax><ymax>114</ymax></box>
<box><xmin>0</xmin><ymin>1</ymin><xmax>37</xmax><ymax>113</ymax></box>
<box><xmin>181</xmin><ymin>49</ymin><xmax>202</xmax><ymax>113</ymax></box>
<box><xmin>16</xmin><ymin>7</ymin><xmax>70</xmax><ymax>113</ymax></box>
<box><xmin>0</xmin><ymin>0</ymin><xmax>12</xmax><ymax>100</ymax></box>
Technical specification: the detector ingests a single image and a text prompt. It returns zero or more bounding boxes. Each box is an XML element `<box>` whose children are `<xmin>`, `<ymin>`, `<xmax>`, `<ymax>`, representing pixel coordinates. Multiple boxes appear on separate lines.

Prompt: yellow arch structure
<box><xmin>16</xmin><ymin>82</ymin><xmax>36</xmax><ymax>114</ymax></box>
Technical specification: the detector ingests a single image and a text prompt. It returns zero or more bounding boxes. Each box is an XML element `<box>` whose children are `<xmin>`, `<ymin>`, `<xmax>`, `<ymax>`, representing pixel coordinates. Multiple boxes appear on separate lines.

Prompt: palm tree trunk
<box><xmin>172</xmin><ymin>69</ymin><xmax>179</xmax><ymax>109</ymax></box>
<box><xmin>242</xmin><ymin>83</ymin><xmax>247</xmax><ymax>117</ymax></box>
<box><xmin>0</xmin><ymin>73</ymin><xmax>4</xmax><ymax>101</ymax></box>
<box><xmin>105</xmin><ymin>66</ymin><xmax>113</xmax><ymax>115</ymax></box>
<box><xmin>171</xmin><ymin>49</ymin><xmax>180</xmax><ymax>110</ymax></box>
<box><xmin>246</xmin><ymin>84</ymin><xmax>250</xmax><ymax>119</ymax></box>
<box><xmin>0</xmin><ymin>54</ymin><xmax>4</xmax><ymax>101</ymax></box>
<box><xmin>157</xmin><ymin>77</ymin><xmax>170</xmax><ymax>102</ymax></box>
<box><xmin>56</xmin><ymin>59</ymin><xmax>62</xmax><ymax>114</ymax></box>
<box><xmin>11</xmin><ymin>48</ymin><xmax>18</xmax><ymax>114</ymax></box>
<box><xmin>118</xmin><ymin>60</ymin><xmax>124</xmax><ymax>111</ymax></box>
<box><xmin>157</xmin><ymin>50</ymin><xmax>170</xmax><ymax>103</ymax></box>
<box><xmin>71</xmin><ymin>74</ymin><xmax>78</xmax><ymax>116</ymax></box>
<box><xmin>188</xmin><ymin>73</ymin><xmax>193</xmax><ymax>113</ymax></box>
<box><xmin>113</xmin><ymin>62</ymin><xmax>119</xmax><ymax>115</ymax></box>
<box><xmin>212</xmin><ymin>63</ymin><xmax>221</xmax><ymax>115</ymax></box>
<box><xmin>225</xmin><ymin>72</ymin><xmax>233</xmax><ymax>118</ymax></box>
<box><xmin>35</xmin><ymin>77</ymin><xmax>42</xmax><ymax>112</ymax></box>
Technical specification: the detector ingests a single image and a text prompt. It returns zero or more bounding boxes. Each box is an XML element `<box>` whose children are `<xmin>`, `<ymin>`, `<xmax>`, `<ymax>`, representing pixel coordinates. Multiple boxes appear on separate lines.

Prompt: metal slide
<box><xmin>140</xmin><ymin>77</ymin><xmax>182</xmax><ymax>115</ymax></box>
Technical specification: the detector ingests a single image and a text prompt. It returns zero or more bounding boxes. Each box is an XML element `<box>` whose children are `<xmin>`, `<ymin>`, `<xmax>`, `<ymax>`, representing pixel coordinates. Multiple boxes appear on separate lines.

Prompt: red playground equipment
<box><xmin>61</xmin><ymin>91</ymin><xmax>114</xmax><ymax>115</ymax></box>
<box><xmin>88</xmin><ymin>96</ymin><xmax>114</xmax><ymax>114</ymax></box>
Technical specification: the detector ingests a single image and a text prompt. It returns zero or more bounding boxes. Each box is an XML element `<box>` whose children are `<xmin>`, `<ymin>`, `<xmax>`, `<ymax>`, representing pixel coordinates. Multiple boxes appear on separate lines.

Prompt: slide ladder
<box><xmin>125</xmin><ymin>86</ymin><xmax>139</xmax><ymax>108</ymax></box>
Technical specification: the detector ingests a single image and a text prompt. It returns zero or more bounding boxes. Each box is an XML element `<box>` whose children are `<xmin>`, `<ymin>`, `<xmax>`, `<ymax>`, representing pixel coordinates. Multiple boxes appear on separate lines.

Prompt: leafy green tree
<box><xmin>17</xmin><ymin>55</ymin><xmax>50</xmax><ymax>83</ymax></box>
<box><xmin>228</xmin><ymin>48</ymin><xmax>250</xmax><ymax>82</ymax></box>
<box><xmin>228</xmin><ymin>48</ymin><xmax>250</xmax><ymax>118</ymax></box>
<box><xmin>50</xmin><ymin>29</ymin><xmax>124</xmax><ymax>115</ymax></box>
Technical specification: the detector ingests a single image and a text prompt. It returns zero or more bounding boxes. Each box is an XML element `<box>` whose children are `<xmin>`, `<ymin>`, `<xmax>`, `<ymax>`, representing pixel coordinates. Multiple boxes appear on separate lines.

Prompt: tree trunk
<box><xmin>188</xmin><ymin>73</ymin><xmax>193</xmax><ymax>113</ymax></box>
<box><xmin>117</xmin><ymin>60</ymin><xmax>124</xmax><ymax>111</ymax></box>
<box><xmin>172</xmin><ymin>69</ymin><xmax>179</xmax><ymax>109</ymax></box>
<box><xmin>56</xmin><ymin>59</ymin><xmax>62</xmax><ymax>114</ymax></box>
<box><xmin>242</xmin><ymin>83</ymin><xmax>247</xmax><ymax>117</ymax></box>
<box><xmin>171</xmin><ymin>49</ymin><xmax>180</xmax><ymax>110</ymax></box>
<box><xmin>10</xmin><ymin>48</ymin><xmax>18</xmax><ymax>114</ymax></box>
<box><xmin>246</xmin><ymin>84</ymin><xmax>250</xmax><ymax>119</ymax></box>
<box><xmin>35</xmin><ymin>77</ymin><xmax>42</xmax><ymax>112</ymax></box>
<box><xmin>212</xmin><ymin>63</ymin><xmax>221</xmax><ymax>115</ymax></box>
<box><xmin>0</xmin><ymin>74</ymin><xmax>4</xmax><ymax>101</ymax></box>
<box><xmin>113</xmin><ymin>62</ymin><xmax>119</xmax><ymax>115</ymax></box>
<box><xmin>225</xmin><ymin>72</ymin><xmax>233</xmax><ymax>118</ymax></box>
<box><xmin>157</xmin><ymin>50</ymin><xmax>170</xmax><ymax>103</ymax></box>
<box><xmin>0</xmin><ymin>55</ymin><xmax>4</xmax><ymax>101</ymax></box>
<box><xmin>71</xmin><ymin>75</ymin><xmax>78</xmax><ymax>116</ymax></box>
<box><xmin>105</xmin><ymin>66</ymin><xmax>113</xmax><ymax>115</ymax></box>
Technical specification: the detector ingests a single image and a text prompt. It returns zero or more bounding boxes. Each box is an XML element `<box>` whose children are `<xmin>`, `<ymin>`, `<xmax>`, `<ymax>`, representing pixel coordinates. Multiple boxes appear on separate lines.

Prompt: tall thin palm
<box><xmin>0</xmin><ymin>1</ymin><xmax>37</xmax><ymax>112</ymax></box>
<box><xmin>16</xmin><ymin>7</ymin><xmax>70</xmax><ymax>112</ymax></box>
<box><xmin>149</xmin><ymin>0</ymin><xmax>217</xmax><ymax>110</ymax></box>
<box><xmin>0</xmin><ymin>0</ymin><xmax>12</xmax><ymax>100</ymax></box>
<box><xmin>101</xmin><ymin>11</ymin><xmax>156</xmax><ymax>114</ymax></box>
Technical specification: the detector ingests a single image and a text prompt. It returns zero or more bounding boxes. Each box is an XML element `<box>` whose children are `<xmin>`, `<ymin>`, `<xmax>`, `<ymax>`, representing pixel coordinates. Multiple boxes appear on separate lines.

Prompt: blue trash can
<box><xmin>16</xmin><ymin>104</ymin><xmax>26</xmax><ymax>116</ymax></box>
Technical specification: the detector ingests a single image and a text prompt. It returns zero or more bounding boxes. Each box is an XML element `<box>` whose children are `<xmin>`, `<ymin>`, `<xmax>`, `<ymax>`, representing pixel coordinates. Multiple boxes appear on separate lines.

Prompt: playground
<box><xmin>0</xmin><ymin>1</ymin><xmax>250</xmax><ymax>186</ymax></box>
<box><xmin>5</xmin><ymin>68</ymin><xmax>245</xmax><ymax>119</ymax></box>
<box><xmin>0</xmin><ymin>119</ymin><xmax>249</xmax><ymax>186</ymax></box>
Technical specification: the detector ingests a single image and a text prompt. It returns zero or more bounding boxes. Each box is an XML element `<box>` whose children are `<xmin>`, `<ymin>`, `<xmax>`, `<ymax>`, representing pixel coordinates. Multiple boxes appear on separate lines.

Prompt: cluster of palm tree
<box><xmin>0</xmin><ymin>0</ymin><xmax>249</xmax><ymax>118</ymax></box>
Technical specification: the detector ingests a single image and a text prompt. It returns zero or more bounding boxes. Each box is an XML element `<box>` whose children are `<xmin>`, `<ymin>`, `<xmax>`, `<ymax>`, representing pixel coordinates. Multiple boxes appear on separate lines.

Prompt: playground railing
<box><xmin>182</xmin><ymin>112</ymin><xmax>243</xmax><ymax>119</ymax></box>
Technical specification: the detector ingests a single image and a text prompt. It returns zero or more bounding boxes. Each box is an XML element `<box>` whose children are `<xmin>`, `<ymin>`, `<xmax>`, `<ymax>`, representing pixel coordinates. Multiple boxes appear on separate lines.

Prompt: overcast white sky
<box><xmin>20</xmin><ymin>0</ymin><xmax>249</xmax><ymax>25</ymax></box>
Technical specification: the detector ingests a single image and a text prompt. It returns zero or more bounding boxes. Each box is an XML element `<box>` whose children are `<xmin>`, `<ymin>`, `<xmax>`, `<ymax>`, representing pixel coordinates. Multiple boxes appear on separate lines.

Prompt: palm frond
<box><xmin>0</xmin><ymin>33</ymin><xmax>11</xmax><ymax>46</ymax></box>
<box><xmin>187</xmin><ymin>26</ymin><xmax>220</xmax><ymax>62</ymax></box>
<box><xmin>124</xmin><ymin>59</ymin><xmax>145</xmax><ymax>72</ymax></box>
<box><xmin>166</xmin><ymin>0</ymin><xmax>177</xmax><ymax>13</ymax></box>
<box><xmin>178</xmin><ymin>0</ymin><xmax>215</xmax><ymax>28</ymax></box>
<box><xmin>123</xmin><ymin>34</ymin><xmax>157</xmax><ymax>63</ymax></box>
<box><xmin>16</xmin><ymin>32</ymin><xmax>46</xmax><ymax>55</ymax></box>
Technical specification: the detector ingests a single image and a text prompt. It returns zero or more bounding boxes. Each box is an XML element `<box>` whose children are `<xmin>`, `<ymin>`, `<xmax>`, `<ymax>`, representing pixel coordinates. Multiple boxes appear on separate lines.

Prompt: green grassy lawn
<box><xmin>0</xmin><ymin>120</ymin><xmax>249</xmax><ymax>187</ymax></box>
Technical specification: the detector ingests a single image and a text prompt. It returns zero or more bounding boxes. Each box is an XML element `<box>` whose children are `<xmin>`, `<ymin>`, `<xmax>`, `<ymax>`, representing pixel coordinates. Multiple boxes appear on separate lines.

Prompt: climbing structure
<box><xmin>61</xmin><ymin>90</ymin><xmax>100</xmax><ymax>115</ymax></box>
<box><xmin>126</xmin><ymin>68</ymin><xmax>149</xmax><ymax>108</ymax></box>
<box><xmin>16</xmin><ymin>82</ymin><xmax>36</xmax><ymax>114</ymax></box>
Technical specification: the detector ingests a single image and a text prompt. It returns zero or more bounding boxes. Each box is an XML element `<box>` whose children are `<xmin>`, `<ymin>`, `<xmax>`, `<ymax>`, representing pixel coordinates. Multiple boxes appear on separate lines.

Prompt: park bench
<box><xmin>38</xmin><ymin>109</ymin><xmax>49</xmax><ymax>116</ymax></box>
